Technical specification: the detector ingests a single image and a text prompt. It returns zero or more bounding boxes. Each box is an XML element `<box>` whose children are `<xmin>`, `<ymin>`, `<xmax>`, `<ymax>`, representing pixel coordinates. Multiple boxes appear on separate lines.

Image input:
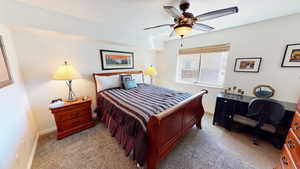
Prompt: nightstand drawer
<box><xmin>55</xmin><ymin>107</ymin><xmax>91</xmax><ymax>122</ymax></box>
<box><xmin>280</xmin><ymin>145</ymin><xmax>297</xmax><ymax>169</ymax></box>
<box><xmin>57</xmin><ymin>115</ymin><xmax>92</xmax><ymax>131</ymax></box>
<box><xmin>285</xmin><ymin>129</ymin><xmax>300</xmax><ymax>168</ymax></box>
<box><xmin>291</xmin><ymin>111</ymin><xmax>300</xmax><ymax>139</ymax></box>
<box><xmin>52</xmin><ymin>102</ymin><xmax>90</xmax><ymax>113</ymax></box>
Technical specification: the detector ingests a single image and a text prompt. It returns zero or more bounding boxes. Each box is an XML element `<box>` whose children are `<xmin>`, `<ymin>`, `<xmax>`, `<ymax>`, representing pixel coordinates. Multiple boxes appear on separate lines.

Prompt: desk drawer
<box><xmin>291</xmin><ymin>111</ymin><xmax>300</xmax><ymax>139</ymax></box>
<box><xmin>280</xmin><ymin>145</ymin><xmax>297</xmax><ymax>169</ymax></box>
<box><xmin>285</xmin><ymin>129</ymin><xmax>300</xmax><ymax>168</ymax></box>
<box><xmin>213</xmin><ymin>97</ymin><xmax>235</xmax><ymax>129</ymax></box>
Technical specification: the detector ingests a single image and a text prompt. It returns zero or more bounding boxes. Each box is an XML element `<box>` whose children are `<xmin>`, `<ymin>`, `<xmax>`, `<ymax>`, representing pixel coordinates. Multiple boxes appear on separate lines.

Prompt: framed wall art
<box><xmin>234</xmin><ymin>57</ymin><xmax>262</xmax><ymax>73</ymax></box>
<box><xmin>0</xmin><ymin>36</ymin><xmax>13</xmax><ymax>88</ymax></box>
<box><xmin>100</xmin><ymin>49</ymin><xmax>134</xmax><ymax>70</ymax></box>
<box><xmin>281</xmin><ymin>43</ymin><xmax>300</xmax><ymax>67</ymax></box>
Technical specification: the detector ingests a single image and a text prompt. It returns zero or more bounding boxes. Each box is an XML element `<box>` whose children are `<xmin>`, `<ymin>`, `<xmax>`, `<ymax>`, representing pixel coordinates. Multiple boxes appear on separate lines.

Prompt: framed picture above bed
<box><xmin>0</xmin><ymin>36</ymin><xmax>13</xmax><ymax>88</ymax></box>
<box><xmin>100</xmin><ymin>49</ymin><xmax>134</xmax><ymax>70</ymax></box>
<box><xmin>234</xmin><ymin>57</ymin><xmax>262</xmax><ymax>73</ymax></box>
<box><xmin>281</xmin><ymin>43</ymin><xmax>300</xmax><ymax>67</ymax></box>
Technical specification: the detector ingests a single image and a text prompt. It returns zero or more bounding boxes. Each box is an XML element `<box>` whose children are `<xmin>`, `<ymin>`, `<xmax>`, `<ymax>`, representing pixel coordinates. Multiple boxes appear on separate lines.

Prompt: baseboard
<box><xmin>38</xmin><ymin>127</ymin><xmax>56</xmax><ymax>136</ymax></box>
<box><xmin>26</xmin><ymin>133</ymin><xmax>39</xmax><ymax>169</ymax></box>
<box><xmin>26</xmin><ymin>127</ymin><xmax>56</xmax><ymax>169</ymax></box>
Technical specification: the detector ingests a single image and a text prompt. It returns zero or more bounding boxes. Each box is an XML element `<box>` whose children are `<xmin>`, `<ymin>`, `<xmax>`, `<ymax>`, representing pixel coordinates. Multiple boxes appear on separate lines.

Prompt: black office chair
<box><xmin>247</xmin><ymin>98</ymin><xmax>285</xmax><ymax>145</ymax></box>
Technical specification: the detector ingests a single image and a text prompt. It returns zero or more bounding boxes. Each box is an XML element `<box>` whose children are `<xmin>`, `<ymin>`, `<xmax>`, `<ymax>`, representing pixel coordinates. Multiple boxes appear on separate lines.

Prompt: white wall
<box><xmin>0</xmin><ymin>0</ymin><xmax>153</xmax><ymax>48</ymax></box>
<box><xmin>156</xmin><ymin>14</ymin><xmax>300</xmax><ymax>113</ymax></box>
<box><xmin>11</xmin><ymin>27</ymin><xmax>156</xmax><ymax>131</ymax></box>
<box><xmin>0</xmin><ymin>25</ymin><xmax>37</xmax><ymax>169</ymax></box>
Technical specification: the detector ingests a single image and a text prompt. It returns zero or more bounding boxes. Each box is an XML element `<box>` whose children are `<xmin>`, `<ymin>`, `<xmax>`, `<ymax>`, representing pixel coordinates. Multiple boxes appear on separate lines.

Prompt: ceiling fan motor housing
<box><xmin>175</xmin><ymin>12</ymin><xmax>194</xmax><ymax>26</ymax></box>
<box><xmin>179</xmin><ymin>0</ymin><xmax>190</xmax><ymax>12</ymax></box>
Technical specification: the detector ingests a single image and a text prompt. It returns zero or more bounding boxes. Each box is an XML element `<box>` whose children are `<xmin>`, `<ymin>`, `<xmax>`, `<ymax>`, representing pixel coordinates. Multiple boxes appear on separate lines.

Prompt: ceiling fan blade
<box><xmin>193</xmin><ymin>23</ymin><xmax>214</xmax><ymax>31</ymax></box>
<box><xmin>144</xmin><ymin>24</ymin><xmax>174</xmax><ymax>30</ymax></box>
<box><xmin>169</xmin><ymin>29</ymin><xmax>176</xmax><ymax>37</ymax></box>
<box><xmin>195</xmin><ymin>7</ymin><xmax>238</xmax><ymax>22</ymax></box>
<box><xmin>164</xmin><ymin>6</ymin><xmax>184</xmax><ymax>18</ymax></box>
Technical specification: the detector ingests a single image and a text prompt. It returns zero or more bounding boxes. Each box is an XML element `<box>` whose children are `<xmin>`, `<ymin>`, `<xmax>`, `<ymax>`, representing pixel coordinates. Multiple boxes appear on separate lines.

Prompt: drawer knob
<box><xmin>224</xmin><ymin>100</ymin><xmax>227</xmax><ymax>103</ymax></box>
<box><xmin>281</xmin><ymin>156</ymin><xmax>289</xmax><ymax>165</ymax></box>
<box><xmin>287</xmin><ymin>140</ymin><xmax>296</xmax><ymax>149</ymax></box>
<box><xmin>294</xmin><ymin>121</ymin><xmax>300</xmax><ymax>130</ymax></box>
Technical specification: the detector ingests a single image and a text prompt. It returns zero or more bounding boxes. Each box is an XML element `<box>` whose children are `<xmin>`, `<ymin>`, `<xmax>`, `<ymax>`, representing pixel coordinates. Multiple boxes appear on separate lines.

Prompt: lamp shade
<box><xmin>144</xmin><ymin>65</ymin><xmax>157</xmax><ymax>76</ymax></box>
<box><xmin>175</xmin><ymin>25</ymin><xmax>192</xmax><ymax>36</ymax></box>
<box><xmin>53</xmin><ymin>61</ymin><xmax>81</xmax><ymax>80</ymax></box>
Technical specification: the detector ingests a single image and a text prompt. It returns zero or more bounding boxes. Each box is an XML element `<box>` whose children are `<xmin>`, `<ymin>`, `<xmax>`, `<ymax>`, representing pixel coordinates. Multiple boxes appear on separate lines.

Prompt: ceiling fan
<box><xmin>144</xmin><ymin>0</ymin><xmax>238</xmax><ymax>38</ymax></box>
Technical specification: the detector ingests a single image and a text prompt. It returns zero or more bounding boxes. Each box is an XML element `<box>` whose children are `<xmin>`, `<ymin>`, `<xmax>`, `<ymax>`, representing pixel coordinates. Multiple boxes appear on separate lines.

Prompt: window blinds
<box><xmin>178</xmin><ymin>43</ymin><xmax>230</xmax><ymax>55</ymax></box>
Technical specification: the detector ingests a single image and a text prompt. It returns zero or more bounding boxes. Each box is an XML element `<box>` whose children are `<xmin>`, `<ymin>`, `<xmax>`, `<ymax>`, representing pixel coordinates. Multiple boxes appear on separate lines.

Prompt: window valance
<box><xmin>179</xmin><ymin>43</ymin><xmax>230</xmax><ymax>55</ymax></box>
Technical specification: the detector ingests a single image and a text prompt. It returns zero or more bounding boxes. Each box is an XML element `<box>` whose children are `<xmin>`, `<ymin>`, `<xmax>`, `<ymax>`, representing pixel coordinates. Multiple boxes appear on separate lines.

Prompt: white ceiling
<box><xmin>16</xmin><ymin>0</ymin><xmax>300</xmax><ymax>48</ymax></box>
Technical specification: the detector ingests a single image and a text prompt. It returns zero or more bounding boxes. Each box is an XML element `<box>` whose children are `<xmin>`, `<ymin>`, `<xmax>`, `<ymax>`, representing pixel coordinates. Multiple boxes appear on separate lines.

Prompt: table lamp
<box><xmin>144</xmin><ymin>65</ymin><xmax>157</xmax><ymax>84</ymax></box>
<box><xmin>53</xmin><ymin>61</ymin><xmax>81</xmax><ymax>102</ymax></box>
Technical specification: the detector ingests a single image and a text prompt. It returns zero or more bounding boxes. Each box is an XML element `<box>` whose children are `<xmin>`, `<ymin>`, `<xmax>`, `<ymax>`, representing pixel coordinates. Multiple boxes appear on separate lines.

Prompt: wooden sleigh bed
<box><xmin>93</xmin><ymin>71</ymin><xmax>207</xmax><ymax>169</ymax></box>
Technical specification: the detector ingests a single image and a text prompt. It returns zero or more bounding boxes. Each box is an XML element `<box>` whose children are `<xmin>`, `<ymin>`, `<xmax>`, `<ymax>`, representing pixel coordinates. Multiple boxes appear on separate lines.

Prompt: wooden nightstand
<box><xmin>49</xmin><ymin>97</ymin><xmax>95</xmax><ymax>140</ymax></box>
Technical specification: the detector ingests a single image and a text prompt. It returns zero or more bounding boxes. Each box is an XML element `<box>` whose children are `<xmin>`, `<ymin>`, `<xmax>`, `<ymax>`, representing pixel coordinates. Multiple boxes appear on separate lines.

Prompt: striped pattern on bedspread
<box><xmin>99</xmin><ymin>84</ymin><xmax>192</xmax><ymax>131</ymax></box>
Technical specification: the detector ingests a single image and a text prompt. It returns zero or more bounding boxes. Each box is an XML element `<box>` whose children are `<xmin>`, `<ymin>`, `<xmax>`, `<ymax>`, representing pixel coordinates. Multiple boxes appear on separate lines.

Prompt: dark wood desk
<box><xmin>213</xmin><ymin>92</ymin><xmax>296</xmax><ymax>148</ymax></box>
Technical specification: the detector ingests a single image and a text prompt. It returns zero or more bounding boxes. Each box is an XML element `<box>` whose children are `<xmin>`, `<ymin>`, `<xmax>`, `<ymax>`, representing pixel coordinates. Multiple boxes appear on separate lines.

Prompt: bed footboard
<box><xmin>146</xmin><ymin>89</ymin><xmax>208</xmax><ymax>169</ymax></box>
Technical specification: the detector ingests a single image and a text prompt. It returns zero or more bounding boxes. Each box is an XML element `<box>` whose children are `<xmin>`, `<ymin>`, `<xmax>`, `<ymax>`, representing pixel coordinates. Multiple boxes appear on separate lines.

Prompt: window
<box><xmin>177</xmin><ymin>50</ymin><xmax>228</xmax><ymax>88</ymax></box>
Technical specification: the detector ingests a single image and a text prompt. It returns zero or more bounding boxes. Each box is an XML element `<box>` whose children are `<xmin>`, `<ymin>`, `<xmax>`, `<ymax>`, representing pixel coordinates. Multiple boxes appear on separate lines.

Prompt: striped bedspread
<box><xmin>99</xmin><ymin>84</ymin><xmax>192</xmax><ymax>131</ymax></box>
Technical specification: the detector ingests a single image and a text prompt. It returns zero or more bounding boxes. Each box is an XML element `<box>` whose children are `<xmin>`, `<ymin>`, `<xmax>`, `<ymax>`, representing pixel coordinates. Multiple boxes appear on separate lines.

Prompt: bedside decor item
<box><xmin>51</xmin><ymin>98</ymin><xmax>62</xmax><ymax>103</ymax></box>
<box><xmin>100</xmin><ymin>49</ymin><xmax>134</xmax><ymax>70</ymax></box>
<box><xmin>48</xmin><ymin>100</ymin><xmax>65</xmax><ymax>109</ymax></box>
<box><xmin>234</xmin><ymin>57</ymin><xmax>262</xmax><ymax>73</ymax></box>
<box><xmin>144</xmin><ymin>65</ymin><xmax>157</xmax><ymax>84</ymax></box>
<box><xmin>53</xmin><ymin>61</ymin><xmax>81</xmax><ymax>102</ymax></box>
<box><xmin>281</xmin><ymin>43</ymin><xmax>300</xmax><ymax>67</ymax></box>
<box><xmin>253</xmin><ymin>85</ymin><xmax>275</xmax><ymax>98</ymax></box>
<box><xmin>0</xmin><ymin>36</ymin><xmax>13</xmax><ymax>88</ymax></box>
<box><xmin>49</xmin><ymin>97</ymin><xmax>95</xmax><ymax>140</ymax></box>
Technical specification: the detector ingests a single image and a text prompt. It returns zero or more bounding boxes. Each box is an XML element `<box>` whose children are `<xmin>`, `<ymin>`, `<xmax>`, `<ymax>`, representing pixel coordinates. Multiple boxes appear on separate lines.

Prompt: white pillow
<box><xmin>132</xmin><ymin>74</ymin><xmax>144</xmax><ymax>84</ymax></box>
<box><xmin>95</xmin><ymin>75</ymin><xmax>121</xmax><ymax>92</ymax></box>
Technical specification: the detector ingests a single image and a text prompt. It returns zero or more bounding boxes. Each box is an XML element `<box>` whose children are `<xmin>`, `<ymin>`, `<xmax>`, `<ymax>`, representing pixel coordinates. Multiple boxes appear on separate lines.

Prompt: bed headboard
<box><xmin>93</xmin><ymin>70</ymin><xmax>144</xmax><ymax>93</ymax></box>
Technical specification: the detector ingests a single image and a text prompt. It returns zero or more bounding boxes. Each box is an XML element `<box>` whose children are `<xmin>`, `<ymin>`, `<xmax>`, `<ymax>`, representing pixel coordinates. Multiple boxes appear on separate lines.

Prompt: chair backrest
<box><xmin>247</xmin><ymin>98</ymin><xmax>285</xmax><ymax>125</ymax></box>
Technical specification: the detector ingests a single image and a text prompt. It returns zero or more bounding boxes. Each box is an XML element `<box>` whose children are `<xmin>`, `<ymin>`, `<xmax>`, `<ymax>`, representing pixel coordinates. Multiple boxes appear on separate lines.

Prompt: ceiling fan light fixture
<box><xmin>174</xmin><ymin>24</ymin><xmax>192</xmax><ymax>36</ymax></box>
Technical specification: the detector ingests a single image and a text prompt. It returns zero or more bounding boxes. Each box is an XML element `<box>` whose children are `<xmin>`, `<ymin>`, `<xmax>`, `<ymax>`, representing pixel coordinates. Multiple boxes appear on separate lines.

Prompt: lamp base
<box><xmin>150</xmin><ymin>76</ymin><xmax>153</xmax><ymax>85</ymax></box>
<box><xmin>66</xmin><ymin>80</ymin><xmax>77</xmax><ymax>102</ymax></box>
<box><xmin>67</xmin><ymin>96</ymin><xmax>77</xmax><ymax>102</ymax></box>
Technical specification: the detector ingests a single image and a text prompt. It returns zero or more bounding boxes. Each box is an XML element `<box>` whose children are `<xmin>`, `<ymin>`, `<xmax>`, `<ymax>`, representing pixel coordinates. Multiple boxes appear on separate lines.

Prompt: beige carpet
<box><xmin>31</xmin><ymin>114</ymin><xmax>278</xmax><ymax>169</ymax></box>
